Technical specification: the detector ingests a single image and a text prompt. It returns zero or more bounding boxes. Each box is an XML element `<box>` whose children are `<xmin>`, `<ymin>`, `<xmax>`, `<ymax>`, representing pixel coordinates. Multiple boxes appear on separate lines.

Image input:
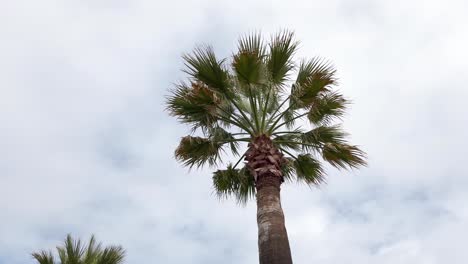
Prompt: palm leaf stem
<box><xmin>233</xmin><ymin>153</ymin><xmax>247</xmax><ymax>169</ymax></box>
<box><xmin>227</xmin><ymin>96</ymin><xmax>257</xmax><ymax>133</ymax></box>
<box><xmin>260</xmin><ymin>84</ymin><xmax>273</xmax><ymax>132</ymax></box>
<box><xmin>218</xmin><ymin>138</ymin><xmax>251</xmax><ymax>143</ymax></box>
<box><xmin>215</xmin><ymin>105</ymin><xmax>254</xmax><ymax>135</ymax></box>
<box><xmin>231</xmin><ymin>132</ymin><xmax>250</xmax><ymax>136</ymax></box>
<box><xmin>266</xmin><ymin>95</ymin><xmax>291</xmax><ymax>128</ymax></box>
<box><xmin>270</xmin><ymin>111</ymin><xmax>309</xmax><ymax>132</ymax></box>
<box><xmin>247</xmin><ymin>84</ymin><xmax>261</xmax><ymax>133</ymax></box>
<box><xmin>278</xmin><ymin>147</ymin><xmax>299</xmax><ymax>161</ymax></box>
<box><xmin>272</xmin><ymin>131</ymin><xmax>302</xmax><ymax>136</ymax></box>
<box><xmin>275</xmin><ymin>140</ymin><xmax>321</xmax><ymax>149</ymax></box>
<box><xmin>216</xmin><ymin>116</ymin><xmax>253</xmax><ymax>135</ymax></box>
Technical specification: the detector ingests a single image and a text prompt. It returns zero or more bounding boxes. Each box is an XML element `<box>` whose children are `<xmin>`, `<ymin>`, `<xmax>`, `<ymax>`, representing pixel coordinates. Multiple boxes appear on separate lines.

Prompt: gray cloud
<box><xmin>1</xmin><ymin>0</ymin><xmax>467</xmax><ymax>263</ymax></box>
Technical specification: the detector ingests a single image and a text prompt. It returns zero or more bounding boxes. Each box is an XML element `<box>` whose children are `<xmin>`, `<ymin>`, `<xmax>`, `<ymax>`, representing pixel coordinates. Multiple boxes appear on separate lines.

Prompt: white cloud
<box><xmin>1</xmin><ymin>0</ymin><xmax>467</xmax><ymax>263</ymax></box>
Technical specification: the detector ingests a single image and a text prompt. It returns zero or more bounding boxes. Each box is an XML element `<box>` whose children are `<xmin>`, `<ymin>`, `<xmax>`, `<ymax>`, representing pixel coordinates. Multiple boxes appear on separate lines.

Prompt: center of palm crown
<box><xmin>244</xmin><ymin>134</ymin><xmax>286</xmax><ymax>189</ymax></box>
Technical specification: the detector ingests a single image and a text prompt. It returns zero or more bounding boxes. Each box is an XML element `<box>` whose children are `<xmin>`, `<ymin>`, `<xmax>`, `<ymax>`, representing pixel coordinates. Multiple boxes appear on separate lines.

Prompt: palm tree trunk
<box><xmin>256</xmin><ymin>177</ymin><xmax>292</xmax><ymax>264</ymax></box>
<box><xmin>245</xmin><ymin>135</ymin><xmax>293</xmax><ymax>264</ymax></box>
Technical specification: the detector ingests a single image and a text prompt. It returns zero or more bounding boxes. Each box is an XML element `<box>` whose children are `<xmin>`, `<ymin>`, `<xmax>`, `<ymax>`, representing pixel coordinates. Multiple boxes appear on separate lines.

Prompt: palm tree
<box><xmin>166</xmin><ymin>30</ymin><xmax>367</xmax><ymax>264</ymax></box>
<box><xmin>32</xmin><ymin>234</ymin><xmax>125</xmax><ymax>264</ymax></box>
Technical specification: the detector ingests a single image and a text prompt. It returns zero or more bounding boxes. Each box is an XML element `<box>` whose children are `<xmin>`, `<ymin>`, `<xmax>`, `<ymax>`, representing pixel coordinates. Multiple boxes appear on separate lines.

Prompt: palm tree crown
<box><xmin>167</xmin><ymin>31</ymin><xmax>367</xmax><ymax>203</ymax></box>
<box><xmin>32</xmin><ymin>234</ymin><xmax>125</xmax><ymax>264</ymax></box>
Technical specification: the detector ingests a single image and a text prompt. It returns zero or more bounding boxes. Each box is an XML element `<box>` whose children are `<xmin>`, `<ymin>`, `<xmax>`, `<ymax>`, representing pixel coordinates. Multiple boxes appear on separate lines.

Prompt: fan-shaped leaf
<box><xmin>307</xmin><ymin>92</ymin><xmax>349</xmax><ymax>125</ymax></box>
<box><xmin>267</xmin><ymin>30</ymin><xmax>298</xmax><ymax>85</ymax></box>
<box><xmin>292</xmin><ymin>58</ymin><xmax>337</xmax><ymax>108</ymax></box>
<box><xmin>32</xmin><ymin>251</ymin><xmax>55</xmax><ymax>264</ymax></box>
<box><xmin>322</xmin><ymin>143</ymin><xmax>367</xmax><ymax>169</ymax></box>
<box><xmin>166</xmin><ymin>82</ymin><xmax>222</xmax><ymax>130</ymax></box>
<box><xmin>175</xmin><ymin>136</ymin><xmax>222</xmax><ymax>168</ymax></box>
<box><xmin>301</xmin><ymin>125</ymin><xmax>348</xmax><ymax>151</ymax></box>
<box><xmin>233</xmin><ymin>33</ymin><xmax>266</xmax><ymax>85</ymax></box>
<box><xmin>212</xmin><ymin>165</ymin><xmax>255</xmax><ymax>204</ymax></box>
<box><xmin>183</xmin><ymin>46</ymin><xmax>231</xmax><ymax>96</ymax></box>
<box><xmin>294</xmin><ymin>154</ymin><xmax>325</xmax><ymax>185</ymax></box>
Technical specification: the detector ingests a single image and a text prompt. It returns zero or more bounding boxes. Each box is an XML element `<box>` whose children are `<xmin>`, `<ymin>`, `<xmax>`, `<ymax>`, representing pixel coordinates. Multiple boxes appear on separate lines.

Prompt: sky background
<box><xmin>1</xmin><ymin>0</ymin><xmax>468</xmax><ymax>263</ymax></box>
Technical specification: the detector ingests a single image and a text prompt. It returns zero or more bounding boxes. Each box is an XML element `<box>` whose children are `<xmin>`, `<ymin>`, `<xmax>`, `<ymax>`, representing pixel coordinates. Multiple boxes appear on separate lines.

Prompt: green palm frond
<box><xmin>280</xmin><ymin>157</ymin><xmax>295</xmax><ymax>182</ymax></box>
<box><xmin>307</xmin><ymin>91</ymin><xmax>349</xmax><ymax>125</ymax></box>
<box><xmin>301</xmin><ymin>125</ymin><xmax>348</xmax><ymax>150</ymax></box>
<box><xmin>273</xmin><ymin>133</ymin><xmax>302</xmax><ymax>151</ymax></box>
<box><xmin>264</xmin><ymin>90</ymin><xmax>280</xmax><ymax>115</ymax></box>
<box><xmin>267</xmin><ymin>30</ymin><xmax>299</xmax><ymax>85</ymax></box>
<box><xmin>32</xmin><ymin>235</ymin><xmax>125</xmax><ymax>264</ymax></box>
<box><xmin>32</xmin><ymin>251</ymin><xmax>55</xmax><ymax>264</ymax></box>
<box><xmin>83</xmin><ymin>235</ymin><xmax>102</xmax><ymax>263</ymax></box>
<box><xmin>96</xmin><ymin>247</ymin><xmax>125</xmax><ymax>264</ymax></box>
<box><xmin>175</xmin><ymin>127</ymin><xmax>248</xmax><ymax>168</ymax></box>
<box><xmin>63</xmin><ymin>234</ymin><xmax>85</xmax><ymax>264</ymax></box>
<box><xmin>166</xmin><ymin>82</ymin><xmax>222</xmax><ymax>131</ymax></box>
<box><xmin>233</xmin><ymin>33</ymin><xmax>266</xmax><ymax>85</ymax></box>
<box><xmin>175</xmin><ymin>136</ymin><xmax>223</xmax><ymax>168</ymax></box>
<box><xmin>183</xmin><ymin>46</ymin><xmax>231</xmax><ymax>96</ymax></box>
<box><xmin>292</xmin><ymin>58</ymin><xmax>337</xmax><ymax>108</ymax></box>
<box><xmin>294</xmin><ymin>154</ymin><xmax>325</xmax><ymax>185</ymax></box>
<box><xmin>212</xmin><ymin>165</ymin><xmax>255</xmax><ymax>204</ymax></box>
<box><xmin>208</xmin><ymin>126</ymin><xmax>241</xmax><ymax>156</ymax></box>
<box><xmin>322</xmin><ymin>143</ymin><xmax>367</xmax><ymax>169</ymax></box>
<box><xmin>280</xmin><ymin>106</ymin><xmax>298</xmax><ymax>130</ymax></box>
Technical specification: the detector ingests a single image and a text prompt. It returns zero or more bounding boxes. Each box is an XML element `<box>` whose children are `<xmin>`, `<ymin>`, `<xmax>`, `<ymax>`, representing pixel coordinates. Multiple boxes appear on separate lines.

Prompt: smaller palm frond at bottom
<box><xmin>32</xmin><ymin>234</ymin><xmax>125</xmax><ymax>264</ymax></box>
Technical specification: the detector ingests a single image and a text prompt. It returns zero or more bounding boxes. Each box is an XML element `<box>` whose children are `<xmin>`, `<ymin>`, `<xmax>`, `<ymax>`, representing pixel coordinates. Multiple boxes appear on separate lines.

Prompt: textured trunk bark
<box><xmin>256</xmin><ymin>177</ymin><xmax>292</xmax><ymax>264</ymax></box>
<box><xmin>245</xmin><ymin>135</ymin><xmax>293</xmax><ymax>264</ymax></box>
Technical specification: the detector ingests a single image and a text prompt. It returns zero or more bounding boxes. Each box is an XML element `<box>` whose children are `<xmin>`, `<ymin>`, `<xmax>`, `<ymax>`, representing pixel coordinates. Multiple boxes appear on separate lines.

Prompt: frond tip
<box><xmin>322</xmin><ymin>143</ymin><xmax>367</xmax><ymax>169</ymax></box>
<box><xmin>267</xmin><ymin>30</ymin><xmax>299</xmax><ymax>84</ymax></box>
<box><xmin>32</xmin><ymin>251</ymin><xmax>55</xmax><ymax>264</ymax></box>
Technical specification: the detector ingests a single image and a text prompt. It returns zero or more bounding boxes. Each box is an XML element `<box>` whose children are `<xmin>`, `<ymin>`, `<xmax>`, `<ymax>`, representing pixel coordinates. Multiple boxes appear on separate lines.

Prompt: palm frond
<box><xmin>280</xmin><ymin>157</ymin><xmax>295</xmax><ymax>182</ymax></box>
<box><xmin>175</xmin><ymin>136</ymin><xmax>223</xmax><ymax>168</ymax></box>
<box><xmin>273</xmin><ymin>133</ymin><xmax>302</xmax><ymax>151</ymax></box>
<box><xmin>322</xmin><ymin>143</ymin><xmax>367</xmax><ymax>169</ymax></box>
<box><xmin>280</xmin><ymin>106</ymin><xmax>298</xmax><ymax>130</ymax></box>
<box><xmin>267</xmin><ymin>30</ymin><xmax>299</xmax><ymax>85</ymax></box>
<box><xmin>96</xmin><ymin>246</ymin><xmax>125</xmax><ymax>264</ymax></box>
<box><xmin>301</xmin><ymin>125</ymin><xmax>348</xmax><ymax>151</ymax></box>
<box><xmin>32</xmin><ymin>251</ymin><xmax>55</xmax><ymax>264</ymax></box>
<box><xmin>307</xmin><ymin>91</ymin><xmax>349</xmax><ymax>125</ymax></box>
<box><xmin>292</xmin><ymin>58</ymin><xmax>337</xmax><ymax>108</ymax></box>
<box><xmin>294</xmin><ymin>154</ymin><xmax>325</xmax><ymax>185</ymax></box>
<box><xmin>166</xmin><ymin>82</ymin><xmax>222</xmax><ymax>131</ymax></box>
<box><xmin>33</xmin><ymin>235</ymin><xmax>125</xmax><ymax>264</ymax></box>
<box><xmin>233</xmin><ymin>33</ymin><xmax>266</xmax><ymax>85</ymax></box>
<box><xmin>63</xmin><ymin>234</ymin><xmax>84</xmax><ymax>264</ymax></box>
<box><xmin>207</xmin><ymin>126</ymin><xmax>241</xmax><ymax>156</ymax></box>
<box><xmin>84</xmin><ymin>235</ymin><xmax>102</xmax><ymax>263</ymax></box>
<box><xmin>264</xmin><ymin>89</ymin><xmax>280</xmax><ymax>115</ymax></box>
<box><xmin>212</xmin><ymin>165</ymin><xmax>255</xmax><ymax>205</ymax></box>
<box><xmin>183</xmin><ymin>45</ymin><xmax>232</xmax><ymax>96</ymax></box>
<box><xmin>57</xmin><ymin>247</ymin><xmax>67</xmax><ymax>264</ymax></box>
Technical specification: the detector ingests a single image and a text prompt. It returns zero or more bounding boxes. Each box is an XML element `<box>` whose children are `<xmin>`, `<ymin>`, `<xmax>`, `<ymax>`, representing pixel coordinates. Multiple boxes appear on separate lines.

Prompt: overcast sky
<box><xmin>1</xmin><ymin>0</ymin><xmax>468</xmax><ymax>263</ymax></box>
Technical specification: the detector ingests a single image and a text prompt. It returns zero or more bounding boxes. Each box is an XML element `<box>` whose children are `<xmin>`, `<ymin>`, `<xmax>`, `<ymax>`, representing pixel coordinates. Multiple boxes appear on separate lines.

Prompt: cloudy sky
<box><xmin>1</xmin><ymin>0</ymin><xmax>467</xmax><ymax>263</ymax></box>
